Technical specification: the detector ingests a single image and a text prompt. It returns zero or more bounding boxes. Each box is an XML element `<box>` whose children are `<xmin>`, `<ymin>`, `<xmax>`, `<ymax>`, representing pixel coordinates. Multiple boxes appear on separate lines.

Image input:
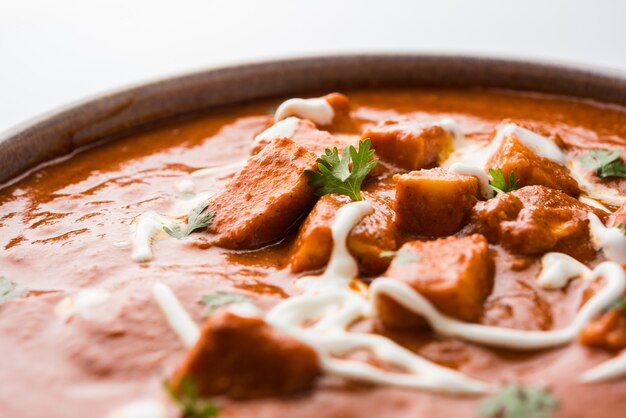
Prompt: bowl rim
<box><xmin>3</xmin><ymin>52</ymin><xmax>626</xmax><ymax>185</ymax></box>
<box><xmin>4</xmin><ymin>52</ymin><xmax>626</xmax><ymax>139</ymax></box>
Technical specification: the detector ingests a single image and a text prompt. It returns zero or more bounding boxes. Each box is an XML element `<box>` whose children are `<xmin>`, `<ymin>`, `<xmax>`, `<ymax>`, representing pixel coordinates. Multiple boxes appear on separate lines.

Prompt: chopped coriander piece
<box><xmin>164</xmin><ymin>377</ymin><xmax>218</xmax><ymax>418</ymax></box>
<box><xmin>580</xmin><ymin>149</ymin><xmax>626</xmax><ymax>179</ymax></box>
<box><xmin>0</xmin><ymin>277</ymin><xmax>26</xmax><ymax>304</ymax></box>
<box><xmin>305</xmin><ymin>138</ymin><xmax>378</xmax><ymax>201</ymax></box>
<box><xmin>165</xmin><ymin>200</ymin><xmax>215</xmax><ymax>240</ymax></box>
<box><xmin>488</xmin><ymin>168</ymin><xmax>520</xmax><ymax>194</ymax></box>
<box><xmin>479</xmin><ymin>383</ymin><xmax>557</xmax><ymax>418</ymax></box>
<box><xmin>200</xmin><ymin>291</ymin><xmax>251</xmax><ymax>315</ymax></box>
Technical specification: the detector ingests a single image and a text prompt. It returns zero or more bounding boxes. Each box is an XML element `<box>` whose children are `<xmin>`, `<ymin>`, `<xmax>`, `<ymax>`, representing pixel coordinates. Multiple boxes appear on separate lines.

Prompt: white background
<box><xmin>1</xmin><ymin>0</ymin><xmax>626</xmax><ymax>132</ymax></box>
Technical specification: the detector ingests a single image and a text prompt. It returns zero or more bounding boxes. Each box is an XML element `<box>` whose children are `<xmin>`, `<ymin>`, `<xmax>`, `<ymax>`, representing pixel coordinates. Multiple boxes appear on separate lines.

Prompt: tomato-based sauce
<box><xmin>2</xmin><ymin>89</ymin><xmax>626</xmax><ymax>417</ymax></box>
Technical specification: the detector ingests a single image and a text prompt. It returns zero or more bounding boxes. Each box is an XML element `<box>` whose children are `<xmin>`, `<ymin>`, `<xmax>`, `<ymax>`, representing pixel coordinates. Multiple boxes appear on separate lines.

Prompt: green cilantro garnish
<box><xmin>200</xmin><ymin>291</ymin><xmax>251</xmax><ymax>315</ymax></box>
<box><xmin>164</xmin><ymin>377</ymin><xmax>219</xmax><ymax>418</ymax></box>
<box><xmin>165</xmin><ymin>200</ymin><xmax>215</xmax><ymax>240</ymax></box>
<box><xmin>305</xmin><ymin>138</ymin><xmax>378</xmax><ymax>201</ymax></box>
<box><xmin>580</xmin><ymin>149</ymin><xmax>626</xmax><ymax>178</ymax></box>
<box><xmin>0</xmin><ymin>277</ymin><xmax>26</xmax><ymax>304</ymax></box>
<box><xmin>488</xmin><ymin>168</ymin><xmax>520</xmax><ymax>194</ymax></box>
<box><xmin>479</xmin><ymin>384</ymin><xmax>557</xmax><ymax>418</ymax></box>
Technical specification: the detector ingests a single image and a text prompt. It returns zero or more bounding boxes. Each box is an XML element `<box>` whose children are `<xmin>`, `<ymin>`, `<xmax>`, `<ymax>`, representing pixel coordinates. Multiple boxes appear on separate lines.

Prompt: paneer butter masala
<box><xmin>3</xmin><ymin>89</ymin><xmax>626</xmax><ymax>418</ymax></box>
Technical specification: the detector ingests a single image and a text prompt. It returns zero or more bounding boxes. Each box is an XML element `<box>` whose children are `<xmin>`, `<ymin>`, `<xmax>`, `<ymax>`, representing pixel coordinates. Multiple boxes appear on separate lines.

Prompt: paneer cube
<box><xmin>579</xmin><ymin>281</ymin><xmax>626</xmax><ymax>350</ymax></box>
<box><xmin>290</xmin><ymin>182</ymin><xmax>396</xmax><ymax>276</ymax></box>
<box><xmin>377</xmin><ymin>234</ymin><xmax>494</xmax><ymax>330</ymax></box>
<box><xmin>464</xmin><ymin>185</ymin><xmax>608</xmax><ymax>261</ymax></box>
<box><xmin>252</xmin><ymin>117</ymin><xmax>349</xmax><ymax>155</ymax></box>
<box><xmin>394</xmin><ymin>168</ymin><xmax>480</xmax><ymax>237</ymax></box>
<box><xmin>580</xmin><ymin>307</ymin><xmax>626</xmax><ymax>350</ymax></box>
<box><xmin>362</xmin><ymin>119</ymin><xmax>453</xmax><ymax>170</ymax></box>
<box><xmin>208</xmin><ymin>137</ymin><xmax>318</xmax><ymax>249</ymax></box>
<box><xmin>486</xmin><ymin>123</ymin><xmax>580</xmax><ymax>197</ymax></box>
<box><xmin>324</xmin><ymin>92</ymin><xmax>356</xmax><ymax>132</ymax></box>
<box><xmin>170</xmin><ymin>310</ymin><xmax>320</xmax><ymax>399</ymax></box>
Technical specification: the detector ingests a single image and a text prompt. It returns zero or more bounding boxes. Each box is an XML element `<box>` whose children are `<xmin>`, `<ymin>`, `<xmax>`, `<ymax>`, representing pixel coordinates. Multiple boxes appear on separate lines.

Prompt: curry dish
<box><xmin>2</xmin><ymin>89</ymin><xmax>626</xmax><ymax>418</ymax></box>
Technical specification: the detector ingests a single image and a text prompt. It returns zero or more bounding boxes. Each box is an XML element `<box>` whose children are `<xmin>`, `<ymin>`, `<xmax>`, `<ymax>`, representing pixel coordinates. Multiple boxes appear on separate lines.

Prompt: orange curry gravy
<box><xmin>2</xmin><ymin>89</ymin><xmax>626</xmax><ymax>418</ymax></box>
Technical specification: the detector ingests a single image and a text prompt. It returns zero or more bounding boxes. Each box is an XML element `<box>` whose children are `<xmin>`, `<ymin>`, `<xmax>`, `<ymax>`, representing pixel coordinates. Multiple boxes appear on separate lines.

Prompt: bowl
<box><xmin>2</xmin><ymin>53</ymin><xmax>626</xmax><ymax>184</ymax></box>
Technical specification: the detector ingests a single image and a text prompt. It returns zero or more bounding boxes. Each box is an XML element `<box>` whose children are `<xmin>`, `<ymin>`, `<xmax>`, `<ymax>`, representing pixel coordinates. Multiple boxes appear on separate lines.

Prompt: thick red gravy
<box><xmin>1</xmin><ymin>89</ymin><xmax>626</xmax><ymax>418</ymax></box>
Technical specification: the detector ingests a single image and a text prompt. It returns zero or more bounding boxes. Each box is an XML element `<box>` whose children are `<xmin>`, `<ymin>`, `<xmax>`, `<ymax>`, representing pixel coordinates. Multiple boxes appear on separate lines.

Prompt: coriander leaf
<box><xmin>479</xmin><ymin>384</ymin><xmax>557</xmax><ymax>418</ymax></box>
<box><xmin>580</xmin><ymin>149</ymin><xmax>626</xmax><ymax>179</ymax></box>
<box><xmin>489</xmin><ymin>168</ymin><xmax>520</xmax><ymax>194</ymax></box>
<box><xmin>164</xmin><ymin>377</ymin><xmax>219</xmax><ymax>418</ymax></box>
<box><xmin>200</xmin><ymin>291</ymin><xmax>251</xmax><ymax>315</ymax></box>
<box><xmin>599</xmin><ymin>160</ymin><xmax>626</xmax><ymax>178</ymax></box>
<box><xmin>304</xmin><ymin>138</ymin><xmax>378</xmax><ymax>201</ymax></box>
<box><xmin>580</xmin><ymin>149</ymin><xmax>621</xmax><ymax>169</ymax></box>
<box><xmin>0</xmin><ymin>277</ymin><xmax>26</xmax><ymax>304</ymax></box>
<box><xmin>165</xmin><ymin>200</ymin><xmax>215</xmax><ymax>240</ymax></box>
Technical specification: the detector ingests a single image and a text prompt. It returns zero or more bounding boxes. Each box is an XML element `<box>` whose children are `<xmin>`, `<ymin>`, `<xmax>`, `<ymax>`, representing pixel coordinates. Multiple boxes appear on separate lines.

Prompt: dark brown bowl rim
<box><xmin>2</xmin><ymin>53</ymin><xmax>626</xmax><ymax>185</ymax></box>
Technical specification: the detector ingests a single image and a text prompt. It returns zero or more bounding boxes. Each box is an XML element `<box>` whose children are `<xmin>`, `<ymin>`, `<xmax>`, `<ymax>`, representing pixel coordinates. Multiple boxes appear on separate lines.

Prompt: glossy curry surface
<box><xmin>1</xmin><ymin>89</ymin><xmax>626</xmax><ymax>417</ymax></box>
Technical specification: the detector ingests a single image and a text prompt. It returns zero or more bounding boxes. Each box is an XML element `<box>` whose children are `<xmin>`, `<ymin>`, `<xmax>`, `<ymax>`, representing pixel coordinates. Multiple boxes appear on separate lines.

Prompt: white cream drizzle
<box><xmin>175</xmin><ymin>160</ymin><xmax>246</xmax><ymax>196</ymax></box>
<box><xmin>296</xmin><ymin>202</ymin><xmax>373</xmax><ymax>293</ymax></box>
<box><xmin>589</xmin><ymin>212</ymin><xmax>626</xmax><ymax>263</ymax></box>
<box><xmin>570</xmin><ymin>159</ymin><xmax>626</xmax><ymax>207</ymax></box>
<box><xmin>253</xmin><ymin>116</ymin><xmax>300</xmax><ymax>148</ymax></box>
<box><xmin>436</xmin><ymin>117</ymin><xmax>462</xmax><ymax>140</ymax></box>
<box><xmin>372</xmin><ymin>262</ymin><xmax>624</xmax><ymax>351</ymax></box>
<box><xmin>580</xmin><ymin>350</ymin><xmax>626</xmax><ymax>383</ymax></box>
<box><xmin>571</xmin><ymin>213</ymin><xmax>626</xmax><ymax>382</ymax></box>
<box><xmin>152</xmin><ymin>282</ymin><xmax>200</xmax><ymax>348</ymax></box>
<box><xmin>188</xmin><ymin>160</ymin><xmax>245</xmax><ymax>179</ymax></box>
<box><xmin>535</xmin><ymin>251</ymin><xmax>626</xmax><ymax>383</ymax></box>
<box><xmin>145</xmin><ymin>201</ymin><xmax>626</xmax><ymax>389</ymax></box>
<box><xmin>141</xmin><ymin>118</ymin><xmax>626</xmax><ymax>387</ymax></box>
<box><xmin>487</xmin><ymin>123</ymin><xmax>568</xmax><ymax>164</ymax></box>
<box><xmin>448</xmin><ymin>162</ymin><xmax>496</xmax><ymax>199</ymax></box>
<box><xmin>267</xmin><ymin>201</ymin><xmax>492</xmax><ymax>394</ymax></box>
<box><xmin>130</xmin><ymin>212</ymin><xmax>177</xmax><ymax>262</ymax></box>
<box><xmin>443</xmin><ymin>122</ymin><xmax>562</xmax><ymax>198</ymax></box>
<box><xmin>274</xmin><ymin>97</ymin><xmax>334</xmax><ymax>126</ymax></box>
<box><xmin>579</xmin><ymin>195</ymin><xmax>612</xmax><ymax>213</ymax></box>
<box><xmin>442</xmin><ymin>121</ymin><xmax>626</xmax><ymax>207</ymax></box>
<box><xmin>171</xmin><ymin>191</ymin><xmax>215</xmax><ymax>217</ymax></box>
<box><xmin>107</xmin><ymin>399</ymin><xmax>168</xmax><ymax>418</ymax></box>
<box><xmin>130</xmin><ymin>191</ymin><xmax>215</xmax><ymax>263</ymax></box>
<box><xmin>54</xmin><ymin>288</ymin><xmax>111</xmax><ymax>321</ymax></box>
<box><xmin>176</xmin><ymin>178</ymin><xmax>195</xmax><ymax>195</ymax></box>
<box><xmin>225</xmin><ymin>302</ymin><xmax>263</xmax><ymax>318</ymax></box>
<box><xmin>537</xmin><ymin>252</ymin><xmax>590</xmax><ymax>289</ymax></box>
<box><xmin>439</xmin><ymin>118</ymin><xmax>489</xmax><ymax>169</ymax></box>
